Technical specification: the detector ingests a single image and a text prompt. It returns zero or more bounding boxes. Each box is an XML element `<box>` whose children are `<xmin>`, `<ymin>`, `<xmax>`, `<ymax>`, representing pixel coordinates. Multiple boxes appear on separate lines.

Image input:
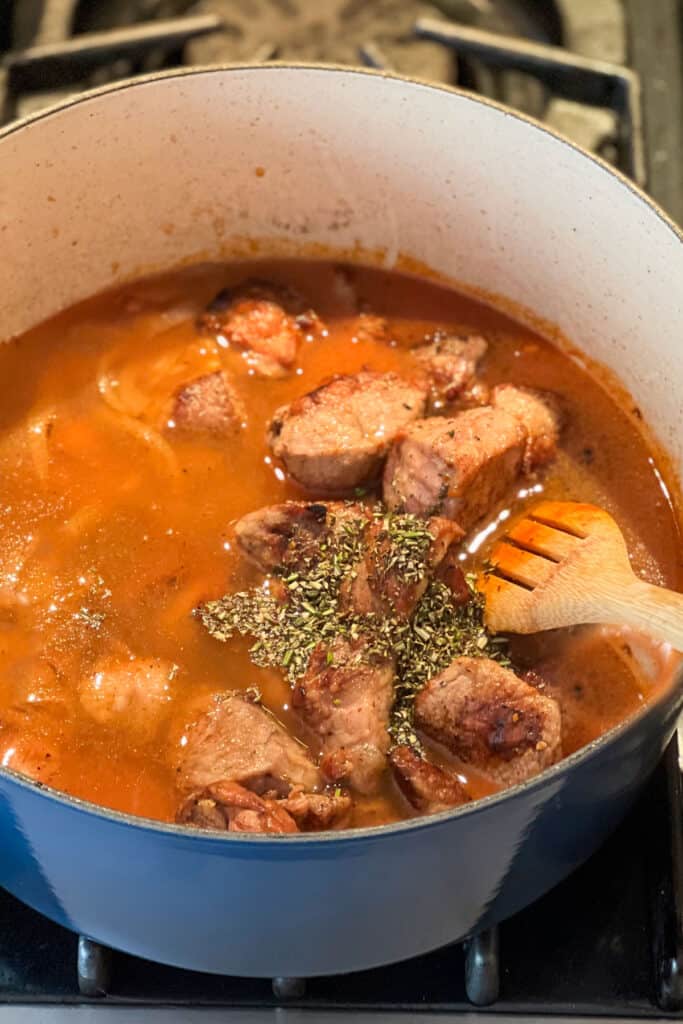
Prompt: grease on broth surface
<box><xmin>0</xmin><ymin>260</ymin><xmax>680</xmax><ymax>826</ymax></box>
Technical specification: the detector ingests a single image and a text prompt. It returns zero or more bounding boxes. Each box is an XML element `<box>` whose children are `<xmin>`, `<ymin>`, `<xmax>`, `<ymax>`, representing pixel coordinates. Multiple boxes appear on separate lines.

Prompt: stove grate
<box><xmin>414</xmin><ymin>16</ymin><xmax>644</xmax><ymax>186</ymax></box>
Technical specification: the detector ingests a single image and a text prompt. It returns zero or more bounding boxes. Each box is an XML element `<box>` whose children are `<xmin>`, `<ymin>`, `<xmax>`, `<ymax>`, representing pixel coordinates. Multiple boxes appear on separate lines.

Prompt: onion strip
<box><xmin>26</xmin><ymin>409</ymin><xmax>56</xmax><ymax>482</ymax></box>
<box><xmin>95</xmin><ymin>403</ymin><xmax>180</xmax><ymax>484</ymax></box>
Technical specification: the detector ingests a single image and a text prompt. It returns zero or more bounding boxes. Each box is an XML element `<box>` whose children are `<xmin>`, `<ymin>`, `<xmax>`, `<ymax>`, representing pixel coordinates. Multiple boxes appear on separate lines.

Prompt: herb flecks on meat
<box><xmin>200</xmin><ymin>511</ymin><xmax>366</xmax><ymax>681</ymax></box>
<box><xmin>372</xmin><ymin>508</ymin><xmax>435</xmax><ymax>586</ymax></box>
<box><xmin>387</xmin><ymin>578</ymin><xmax>509</xmax><ymax>748</ymax></box>
<box><xmin>198</xmin><ymin>507</ymin><xmax>508</xmax><ymax>752</ymax></box>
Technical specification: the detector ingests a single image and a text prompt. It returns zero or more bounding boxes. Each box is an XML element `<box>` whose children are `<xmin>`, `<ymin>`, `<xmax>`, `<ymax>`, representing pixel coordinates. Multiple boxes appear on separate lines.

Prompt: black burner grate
<box><xmin>413</xmin><ymin>17</ymin><xmax>644</xmax><ymax>186</ymax></box>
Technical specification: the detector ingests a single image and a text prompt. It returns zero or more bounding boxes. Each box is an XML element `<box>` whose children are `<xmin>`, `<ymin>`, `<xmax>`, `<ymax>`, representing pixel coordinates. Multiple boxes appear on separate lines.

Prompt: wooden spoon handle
<box><xmin>599</xmin><ymin>578</ymin><xmax>683</xmax><ymax>651</ymax></box>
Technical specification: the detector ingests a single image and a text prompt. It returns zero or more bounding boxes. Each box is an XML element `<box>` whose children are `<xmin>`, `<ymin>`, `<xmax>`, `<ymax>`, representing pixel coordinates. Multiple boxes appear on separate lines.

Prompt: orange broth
<box><xmin>0</xmin><ymin>260</ymin><xmax>679</xmax><ymax>827</ymax></box>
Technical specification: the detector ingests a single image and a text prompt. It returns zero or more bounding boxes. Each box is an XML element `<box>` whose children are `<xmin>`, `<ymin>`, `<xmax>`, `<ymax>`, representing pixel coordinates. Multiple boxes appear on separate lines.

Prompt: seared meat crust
<box><xmin>279</xmin><ymin>786</ymin><xmax>352</xmax><ymax>830</ymax></box>
<box><xmin>415</xmin><ymin>656</ymin><xmax>562</xmax><ymax>786</ymax></box>
<box><xmin>176</xmin><ymin>779</ymin><xmax>352</xmax><ymax>833</ymax></box>
<box><xmin>340</xmin><ymin>515</ymin><xmax>463</xmax><ymax>620</ymax></box>
<box><xmin>170</xmin><ymin>370</ymin><xmax>244</xmax><ymax>437</ymax></box>
<box><xmin>198</xmin><ymin>279</ymin><xmax>315</xmax><ymax>377</ymax></box>
<box><xmin>268</xmin><ymin>371</ymin><xmax>426</xmax><ymax>494</ymax></box>
<box><xmin>176</xmin><ymin>691</ymin><xmax>320</xmax><ymax>795</ymax></box>
<box><xmin>177</xmin><ymin>780</ymin><xmax>299</xmax><ymax>833</ymax></box>
<box><xmin>389</xmin><ymin>745</ymin><xmax>470</xmax><ymax>813</ymax></box>
<box><xmin>235</xmin><ymin>501</ymin><xmax>368</xmax><ymax>574</ymax></box>
<box><xmin>383</xmin><ymin>386</ymin><xmax>560</xmax><ymax>529</ymax></box>
<box><xmin>293</xmin><ymin>637</ymin><xmax>394</xmax><ymax>795</ymax></box>
<box><xmin>412</xmin><ymin>332</ymin><xmax>487</xmax><ymax>403</ymax></box>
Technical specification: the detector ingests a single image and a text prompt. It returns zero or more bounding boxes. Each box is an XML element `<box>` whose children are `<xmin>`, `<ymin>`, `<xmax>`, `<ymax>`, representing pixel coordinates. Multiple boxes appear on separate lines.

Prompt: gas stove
<box><xmin>2</xmin><ymin>1</ymin><xmax>683</xmax><ymax>1019</ymax></box>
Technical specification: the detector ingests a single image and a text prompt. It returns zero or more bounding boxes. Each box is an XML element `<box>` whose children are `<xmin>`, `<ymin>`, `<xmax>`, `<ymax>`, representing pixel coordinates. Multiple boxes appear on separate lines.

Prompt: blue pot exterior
<box><xmin>1</xmin><ymin>63</ymin><xmax>683</xmax><ymax>980</ymax></box>
<box><xmin>0</xmin><ymin>685</ymin><xmax>679</xmax><ymax>978</ymax></box>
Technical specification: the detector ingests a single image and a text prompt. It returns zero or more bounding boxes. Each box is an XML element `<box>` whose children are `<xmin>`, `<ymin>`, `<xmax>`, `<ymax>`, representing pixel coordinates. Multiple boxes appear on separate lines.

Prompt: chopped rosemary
<box><xmin>199</xmin><ymin>505</ymin><xmax>508</xmax><ymax>753</ymax></box>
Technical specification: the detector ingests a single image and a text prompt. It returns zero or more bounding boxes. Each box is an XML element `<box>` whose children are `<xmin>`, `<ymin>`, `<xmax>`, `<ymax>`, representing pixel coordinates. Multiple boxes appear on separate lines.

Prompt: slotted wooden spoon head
<box><xmin>479</xmin><ymin>501</ymin><xmax>634</xmax><ymax>634</ymax></box>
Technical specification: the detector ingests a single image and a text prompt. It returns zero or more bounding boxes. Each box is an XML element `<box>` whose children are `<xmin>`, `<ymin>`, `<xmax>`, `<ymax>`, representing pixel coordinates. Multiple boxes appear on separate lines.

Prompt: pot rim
<box><xmin>2</xmin><ymin>61</ymin><xmax>682</xmax><ymax>845</ymax></box>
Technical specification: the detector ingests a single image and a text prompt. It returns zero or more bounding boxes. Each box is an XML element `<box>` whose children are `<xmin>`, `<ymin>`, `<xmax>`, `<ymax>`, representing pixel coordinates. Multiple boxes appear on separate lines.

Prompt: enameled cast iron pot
<box><xmin>2</xmin><ymin>64</ymin><xmax>683</xmax><ymax>977</ymax></box>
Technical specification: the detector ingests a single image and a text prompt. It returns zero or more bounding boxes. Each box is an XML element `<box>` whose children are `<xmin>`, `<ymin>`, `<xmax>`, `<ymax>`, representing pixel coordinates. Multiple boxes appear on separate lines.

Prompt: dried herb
<box><xmin>384</xmin><ymin>578</ymin><xmax>510</xmax><ymax>747</ymax></box>
<box><xmin>199</xmin><ymin>506</ymin><xmax>508</xmax><ymax>753</ymax></box>
<box><xmin>199</xmin><ymin>510</ymin><xmax>366</xmax><ymax>682</ymax></box>
<box><xmin>370</xmin><ymin>509</ymin><xmax>435</xmax><ymax>586</ymax></box>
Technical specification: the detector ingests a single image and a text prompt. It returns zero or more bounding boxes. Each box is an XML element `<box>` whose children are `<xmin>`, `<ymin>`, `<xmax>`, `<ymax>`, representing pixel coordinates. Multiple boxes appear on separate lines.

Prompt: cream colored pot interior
<box><xmin>3</xmin><ymin>65</ymin><xmax>683</xmax><ymax>477</ymax></box>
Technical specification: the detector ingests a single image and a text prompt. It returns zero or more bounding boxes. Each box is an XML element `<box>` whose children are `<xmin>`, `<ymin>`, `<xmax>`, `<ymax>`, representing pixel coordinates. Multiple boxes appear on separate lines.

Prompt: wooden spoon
<box><xmin>479</xmin><ymin>500</ymin><xmax>683</xmax><ymax>649</ymax></box>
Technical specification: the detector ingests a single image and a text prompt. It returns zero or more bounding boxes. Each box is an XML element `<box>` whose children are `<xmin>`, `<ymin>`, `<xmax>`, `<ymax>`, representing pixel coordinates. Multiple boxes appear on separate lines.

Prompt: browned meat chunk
<box><xmin>435</xmin><ymin>547</ymin><xmax>471</xmax><ymax>606</ymax></box>
<box><xmin>235</xmin><ymin>501</ymin><xmax>368</xmax><ymax>574</ymax></box>
<box><xmin>412</xmin><ymin>332</ymin><xmax>488</xmax><ymax>403</ymax></box>
<box><xmin>198</xmin><ymin>280</ymin><xmax>314</xmax><ymax>378</ymax></box>
<box><xmin>176</xmin><ymin>691</ymin><xmax>320</xmax><ymax>795</ymax></box>
<box><xmin>78</xmin><ymin>655</ymin><xmax>175</xmax><ymax>741</ymax></box>
<box><xmin>170</xmin><ymin>370</ymin><xmax>245</xmax><ymax>437</ymax></box>
<box><xmin>293</xmin><ymin>637</ymin><xmax>394</xmax><ymax>795</ymax></box>
<box><xmin>236</xmin><ymin>502</ymin><xmax>461</xmax><ymax>621</ymax></box>
<box><xmin>268</xmin><ymin>371</ymin><xmax>427</xmax><ymax>494</ymax></box>
<box><xmin>414</xmin><ymin>657</ymin><xmax>562</xmax><ymax>787</ymax></box>
<box><xmin>176</xmin><ymin>779</ymin><xmax>352</xmax><ymax>834</ymax></box>
<box><xmin>351</xmin><ymin>314</ymin><xmax>389</xmax><ymax>344</ymax></box>
<box><xmin>383</xmin><ymin>383</ymin><xmax>562</xmax><ymax>530</ymax></box>
<box><xmin>280</xmin><ymin>786</ymin><xmax>353</xmax><ymax>830</ymax></box>
<box><xmin>389</xmin><ymin>745</ymin><xmax>470</xmax><ymax>813</ymax></box>
<box><xmin>340</xmin><ymin>515</ymin><xmax>463</xmax><ymax>619</ymax></box>
<box><xmin>491</xmin><ymin>384</ymin><xmax>561</xmax><ymax>470</ymax></box>
<box><xmin>383</xmin><ymin>408</ymin><xmax>526</xmax><ymax>530</ymax></box>
<box><xmin>177</xmin><ymin>780</ymin><xmax>298</xmax><ymax>833</ymax></box>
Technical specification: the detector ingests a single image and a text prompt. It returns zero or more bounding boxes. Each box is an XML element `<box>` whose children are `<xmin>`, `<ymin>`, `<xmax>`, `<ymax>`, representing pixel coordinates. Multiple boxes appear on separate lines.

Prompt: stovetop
<box><xmin>2</xmin><ymin>0</ymin><xmax>683</xmax><ymax>1017</ymax></box>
